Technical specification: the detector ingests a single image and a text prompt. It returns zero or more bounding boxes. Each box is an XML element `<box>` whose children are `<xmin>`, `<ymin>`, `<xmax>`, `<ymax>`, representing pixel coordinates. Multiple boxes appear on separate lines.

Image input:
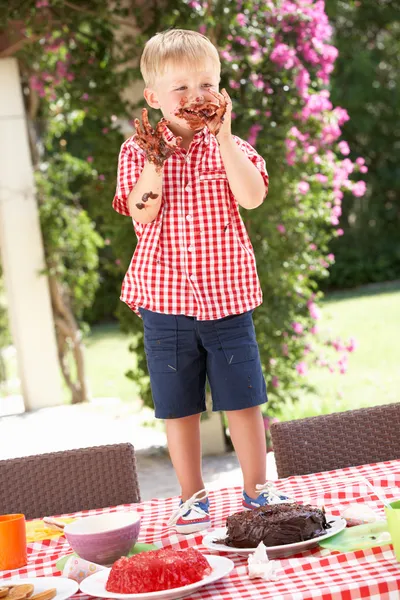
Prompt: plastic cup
<box><xmin>385</xmin><ymin>500</ymin><xmax>400</xmax><ymax>562</ymax></box>
<box><xmin>0</xmin><ymin>513</ymin><xmax>27</xmax><ymax>571</ymax></box>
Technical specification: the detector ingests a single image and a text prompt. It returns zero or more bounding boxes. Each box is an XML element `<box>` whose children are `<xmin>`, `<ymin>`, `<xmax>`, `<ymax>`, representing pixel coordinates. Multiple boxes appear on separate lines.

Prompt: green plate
<box><xmin>56</xmin><ymin>542</ymin><xmax>159</xmax><ymax>571</ymax></box>
<box><xmin>319</xmin><ymin>521</ymin><xmax>391</xmax><ymax>552</ymax></box>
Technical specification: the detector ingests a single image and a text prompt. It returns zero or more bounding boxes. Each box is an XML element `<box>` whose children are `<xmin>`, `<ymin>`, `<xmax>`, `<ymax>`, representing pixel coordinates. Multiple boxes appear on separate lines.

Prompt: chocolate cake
<box><xmin>222</xmin><ymin>502</ymin><xmax>330</xmax><ymax>548</ymax></box>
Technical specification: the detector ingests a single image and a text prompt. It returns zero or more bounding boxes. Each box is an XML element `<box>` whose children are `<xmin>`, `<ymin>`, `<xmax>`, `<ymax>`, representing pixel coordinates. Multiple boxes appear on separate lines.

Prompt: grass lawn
<box><xmin>84</xmin><ymin>323</ymin><xmax>140</xmax><ymax>406</ymax></box>
<box><xmin>275</xmin><ymin>280</ymin><xmax>400</xmax><ymax>421</ymax></box>
<box><xmin>2</xmin><ymin>282</ymin><xmax>399</xmax><ymax>419</ymax></box>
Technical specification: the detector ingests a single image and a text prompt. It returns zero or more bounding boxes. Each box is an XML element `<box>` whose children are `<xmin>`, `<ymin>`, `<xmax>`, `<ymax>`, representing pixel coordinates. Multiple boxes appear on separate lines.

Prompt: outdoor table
<box><xmin>1</xmin><ymin>459</ymin><xmax>399</xmax><ymax>599</ymax></box>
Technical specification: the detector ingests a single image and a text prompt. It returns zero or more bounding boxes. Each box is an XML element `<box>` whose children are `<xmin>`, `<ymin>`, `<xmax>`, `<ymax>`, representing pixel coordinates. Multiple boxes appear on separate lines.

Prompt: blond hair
<box><xmin>140</xmin><ymin>29</ymin><xmax>221</xmax><ymax>88</ymax></box>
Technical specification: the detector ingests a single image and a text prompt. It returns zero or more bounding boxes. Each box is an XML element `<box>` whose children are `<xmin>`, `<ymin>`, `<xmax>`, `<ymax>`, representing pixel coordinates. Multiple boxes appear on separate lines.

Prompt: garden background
<box><xmin>0</xmin><ymin>0</ymin><xmax>399</xmax><ymax>442</ymax></box>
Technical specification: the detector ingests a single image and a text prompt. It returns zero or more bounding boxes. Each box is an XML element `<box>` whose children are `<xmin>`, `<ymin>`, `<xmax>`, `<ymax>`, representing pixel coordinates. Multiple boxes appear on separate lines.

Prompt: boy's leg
<box><xmin>166</xmin><ymin>413</ymin><xmax>205</xmax><ymax>501</ymax></box>
<box><xmin>200</xmin><ymin>310</ymin><xmax>269</xmax><ymax>496</ymax></box>
<box><xmin>225</xmin><ymin>405</ymin><xmax>266</xmax><ymax>498</ymax></box>
<box><xmin>139</xmin><ymin>308</ymin><xmax>208</xmax><ymax>502</ymax></box>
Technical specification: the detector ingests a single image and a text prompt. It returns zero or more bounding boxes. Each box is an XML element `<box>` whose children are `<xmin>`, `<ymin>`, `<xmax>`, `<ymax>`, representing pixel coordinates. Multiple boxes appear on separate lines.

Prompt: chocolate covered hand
<box><xmin>208</xmin><ymin>89</ymin><xmax>231</xmax><ymax>138</ymax></box>
<box><xmin>134</xmin><ymin>109</ymin><xmax>182</xmax><ymax>171</ymax></box>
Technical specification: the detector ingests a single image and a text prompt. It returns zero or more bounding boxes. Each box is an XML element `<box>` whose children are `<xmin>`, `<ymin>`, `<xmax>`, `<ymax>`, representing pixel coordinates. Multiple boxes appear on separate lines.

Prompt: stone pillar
<box><xmin>0</xmin><ymin>57</ymin><xmax>62</xmax><ymax>410</ymax></box>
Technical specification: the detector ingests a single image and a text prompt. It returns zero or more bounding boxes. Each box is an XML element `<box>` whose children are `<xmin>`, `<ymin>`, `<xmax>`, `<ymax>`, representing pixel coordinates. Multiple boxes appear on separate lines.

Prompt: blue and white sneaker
<box><xmin>168</xmin><ymin>489</ymin><xmax>211</xmax><ymax>534</ymax></box>
<box><xmin>243</xmin><ymin>483</ymin><xmax>293</xmax><ymax>509</ymax></box>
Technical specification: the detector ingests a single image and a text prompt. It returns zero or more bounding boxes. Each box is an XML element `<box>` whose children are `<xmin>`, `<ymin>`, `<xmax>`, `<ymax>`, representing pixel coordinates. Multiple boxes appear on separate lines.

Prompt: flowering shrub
<box><xmin>157</xmin><ymin>0</ymin><xmax>366</xmax><ymax>411</ymax></box>
<box><xmin>1</xmin><ymin>0</ymin><xmax>366</xmax><ymax>411</ymax></box>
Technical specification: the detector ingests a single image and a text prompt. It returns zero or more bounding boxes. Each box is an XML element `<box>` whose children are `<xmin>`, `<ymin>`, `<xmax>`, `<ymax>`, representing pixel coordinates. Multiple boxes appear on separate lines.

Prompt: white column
<box><xmin>0</xmin><ymin>57</ymin><xmax>62</xmax><ymax>410</ymax></box>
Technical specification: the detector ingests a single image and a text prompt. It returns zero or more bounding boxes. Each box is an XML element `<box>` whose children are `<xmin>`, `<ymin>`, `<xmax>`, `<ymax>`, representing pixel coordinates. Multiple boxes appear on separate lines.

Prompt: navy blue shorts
<box><xmin>139</xmin><ymin>308</ymin><xmax>267</xmax><ymax>419</ymax></box>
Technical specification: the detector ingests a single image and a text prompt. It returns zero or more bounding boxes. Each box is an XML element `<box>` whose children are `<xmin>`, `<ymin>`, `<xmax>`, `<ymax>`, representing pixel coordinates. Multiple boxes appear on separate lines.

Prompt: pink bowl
<box><xmin>64</xmin><ymin>512</ymin><xmax>141</xmax><ymax>565</ymax></box>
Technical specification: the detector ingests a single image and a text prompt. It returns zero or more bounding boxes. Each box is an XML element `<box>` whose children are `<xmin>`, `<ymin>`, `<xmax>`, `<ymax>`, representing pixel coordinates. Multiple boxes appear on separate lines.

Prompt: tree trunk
<box><xmin>48</xmin><ymin>274</ymin><xmax>89</xmax><ymax>404</ymax></box>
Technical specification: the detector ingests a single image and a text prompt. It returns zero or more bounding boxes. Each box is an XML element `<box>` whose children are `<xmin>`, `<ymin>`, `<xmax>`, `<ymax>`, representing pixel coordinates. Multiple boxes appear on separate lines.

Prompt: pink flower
<box><xmin>360</xmin><ymin>165</ymin><xmax>368</xmax><ymax>173</ymax></box>
<box><xmin>297</xmin><ymin>181</ymin><xmax>310</xmax><ymax>195</ymax></box>
<box><xmin>296</xmin><ymin>361</ymin><xmax>308</xmax><ymax>376</ymax></box>
<box><xmin>308</xmin><ymin>301</ymin><xmax>321</xmax><ymax>320</ymax></box>
<box><xmin>87</xmin><ymin>156</ymin><xmax>93</xmax><ymax>163</ymax></box>
<box><xmin>115</xmin><ymin>258</ymin><xmax>121</xmax><ymax>266</ymax></box>
<box><xmin>338</xmin><ymin>141</ymin><xmax>350</xmax><ymax>155</ymax></box>
<box><xmin>277</xmin><ymin>224</ymin><xmax>286</xmax><ymax>234</ymax></box>
<box><xmin>236</xmin><ymin>13</ymin><xmax>247</xmax><ymax>26</ymax></box>
<box><xmin>332</xmin><ymin>338</ymin><xmax>346</xmax><ymax>352</ymax></box>
<box><xmin>105</xmin><ymin>238</ymin><xmax>111</xmax><ymax>245</ymax></box>
<box><xmin>98</xmin><ymin>174</ymin><xmax>105</xmax><ymax>181</ymax></box>
<box><xmin>309</xmin><ymin>243</ymin><xmax>317</xmax><ymax>251</ymax></box>
<box><xmin>81</xmin><ymin>93</ymin><xmax>89</xmax><ymax>101</ymax></box>
<box><xmin>270</xmin><ymin>43</ymin><xmax>298</xmax><ymax>70</ymax></box>
<box><xmin>337</xmin><ymin>228</ymin><xmax>344</xmax><ymax>236</ymax></box>
<box><xmin>310</xmin><ymin>325</ymin><xmax>319</xmax><ymax>335</ymax></box>
<box><xmin>292</xmin><ymin>322</ymin><xmax>304</xmax><ymax>335</ymax></box>
<box><xmin>355</xmin><ymin>157</ymin><xmax>365</xmax><ymax>166</ymax></box>
<box><xmin>346</xmin><ymin>337</ymin><xmax>357</xmax><ymax>352</ymax></box>
<box><xmin>333</xmin><ymin>107</ymin><xmax>350</xmax><ymax>125</ymax></box>
<box><xmin>102</xmin><ymin>128</ymin><xmax>109</xmax><ymax>134</ymax></box>
<box><xmin>315</xmin><ymin>174</ymin><xmax>328</xmax><ymax>184</ymax></box>
<box><xmin>352</xmin><ymin>180</ymin><xmax>367</xmax><ymax>197</ymax></box>
<box><xmin>282</xmin><ymin>343</ymin><xmax>289</xmax><ymax>356</ymax></box>
<box><xmin>271</xmin><ymin>376</ymin><xmax>279</xmax><ymax>388</ymax></box>
<box><xmin>327</xmin><ymin>253</ymin><xmax>335</xmax><ymax>262</ymax></box>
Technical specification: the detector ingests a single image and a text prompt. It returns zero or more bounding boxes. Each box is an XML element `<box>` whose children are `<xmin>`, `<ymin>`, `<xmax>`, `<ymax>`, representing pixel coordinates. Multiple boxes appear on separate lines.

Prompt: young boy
<box><xmin>113</xmin><ymin>29</ymin><xmax>289</xmax><ymax>534</ymax></box>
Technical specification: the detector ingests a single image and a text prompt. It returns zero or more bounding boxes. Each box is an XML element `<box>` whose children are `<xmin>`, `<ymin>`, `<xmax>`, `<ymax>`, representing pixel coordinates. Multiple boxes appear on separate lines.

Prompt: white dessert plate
<box><xmin>79</xmin><ymin>554</ymin><xmax>234</xmax><ymax>600</ymax></box>
<box><xmin>2</xmin><ymin>577</ymin><xmax>79</xmax><ymax>600</ymax></box>
<box><xmin>202</xmin><ymin>515</ymin><xmax>346</xmax><ymax>558</ymax></box>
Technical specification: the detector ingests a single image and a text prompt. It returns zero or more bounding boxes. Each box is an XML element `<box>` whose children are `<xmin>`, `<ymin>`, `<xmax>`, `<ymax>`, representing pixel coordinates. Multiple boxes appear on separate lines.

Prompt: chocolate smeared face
<box><xmin>174</xmin><ymin>96</ymin><xmax>220</xmax><ymax>130</ymax></box>
<box><xmin>221</xmin><ymin>503</ymin><xmax>331</xmax><ymax>548</ymax></box>
<box><xmin>174</xmin><ymin>90</ymin><xmax>227</xmax><ymax>135</ymax></box>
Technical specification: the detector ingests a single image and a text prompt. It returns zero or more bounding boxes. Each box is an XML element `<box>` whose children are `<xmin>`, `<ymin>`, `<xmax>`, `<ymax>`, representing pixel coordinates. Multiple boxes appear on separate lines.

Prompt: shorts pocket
<box><xmin>214</xmin><ymin>312</ymin><xmax>258</xmax><ymax>365</ymax></box>
<box><xmin>141</xmin><ymin>310</ymin><xmax>178</xmax><ymax>373</ymax></box>
<box><xmin>219</xmin><ymin>342</ymin><xmax>258</xmax><ymax>365</ymax></box>
<box><xmin>144</xmin><ymin>331</ymin><xmax>178</xmax><ymax>373</ymax></box>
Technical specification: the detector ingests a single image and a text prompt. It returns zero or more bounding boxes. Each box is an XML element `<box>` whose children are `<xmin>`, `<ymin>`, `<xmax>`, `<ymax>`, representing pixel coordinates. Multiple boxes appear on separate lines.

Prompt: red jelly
<box><xmin>106</xmin><ymin>547</ymin><xmax>211</xmax><ymax>594</ymax></box>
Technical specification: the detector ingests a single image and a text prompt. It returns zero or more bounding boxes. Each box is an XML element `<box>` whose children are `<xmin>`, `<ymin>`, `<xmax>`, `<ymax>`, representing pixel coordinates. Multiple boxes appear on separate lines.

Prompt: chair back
<box><xmin>0</xmin><ymin>443</ymin><xmax>141</xmax><ymax>519</ymax></box>
<box><xmin>270</xmin><ymin>403</ymin><xmax>400</xmax><ymax>478</ymax></box>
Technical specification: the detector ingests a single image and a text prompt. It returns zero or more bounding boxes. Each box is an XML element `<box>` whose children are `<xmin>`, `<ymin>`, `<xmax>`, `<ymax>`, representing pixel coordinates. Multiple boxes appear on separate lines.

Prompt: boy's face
<box><xmin>144</xmin><ymin>59</ymin><xmax>220</xmax><ymax>134</ymax></box>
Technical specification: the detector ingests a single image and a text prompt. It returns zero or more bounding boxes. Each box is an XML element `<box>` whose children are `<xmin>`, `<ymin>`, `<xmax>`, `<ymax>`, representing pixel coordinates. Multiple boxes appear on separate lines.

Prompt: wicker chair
<box><xmin>270</xmin><ymin>403</ymin><xmax>400</xmax><ymax>479</ymax></box>
<box><xmin>0</xmin><ymin>443</ymin><xmax>141</xmax><ymax>519</ymax></box>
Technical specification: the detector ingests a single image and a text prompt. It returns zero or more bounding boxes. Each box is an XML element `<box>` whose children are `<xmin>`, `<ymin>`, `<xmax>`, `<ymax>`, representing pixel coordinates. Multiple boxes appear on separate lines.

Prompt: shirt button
<box><xmin>188</xmin><ymin>245</ymin><xmax>194</xmax><ymax>252</ymax></box>
<box><xmin>186</xmin><ymin>215</ymin><xmax>192</xmax><ymax>221</ymax></box>
<box><xmin>190</xmin><ymin>275</ymin><xmax>196</xmax><ymax>281</ymax></box>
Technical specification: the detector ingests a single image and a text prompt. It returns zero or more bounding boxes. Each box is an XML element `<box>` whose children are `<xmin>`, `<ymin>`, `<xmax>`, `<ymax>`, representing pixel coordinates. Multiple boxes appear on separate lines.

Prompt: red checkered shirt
<box><xmin>113</xmin><ymin>125</ymin><xmax>268</xmax><ymax>320</ymax></box>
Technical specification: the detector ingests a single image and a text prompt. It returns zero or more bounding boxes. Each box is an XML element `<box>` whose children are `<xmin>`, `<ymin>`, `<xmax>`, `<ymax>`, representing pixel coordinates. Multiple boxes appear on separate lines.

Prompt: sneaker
<box><xmin>243</xmin><ymin>483</ymin><xmax>293</xmax><ymax>509</ymax></box>
<box><xmin>168</xmin><ymin>489</ymin><xmax>211</xmax><ymax>534</ymax></box>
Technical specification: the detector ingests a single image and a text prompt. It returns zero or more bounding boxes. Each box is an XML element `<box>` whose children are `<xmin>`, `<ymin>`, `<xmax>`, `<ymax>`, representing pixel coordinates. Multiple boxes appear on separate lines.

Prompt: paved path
<box><xmin>0</xmin><ymin>398</ymin><xmax>277</xmax><ymax>500</ymax></box>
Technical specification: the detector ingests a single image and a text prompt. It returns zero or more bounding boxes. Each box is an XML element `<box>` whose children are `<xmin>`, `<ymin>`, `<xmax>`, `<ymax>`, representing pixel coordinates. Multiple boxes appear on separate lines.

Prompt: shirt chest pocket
<box><xmin>197</xmin><ymin>170</ymin><xmax>231</xmax><ymax>222</ymax></box>
<box><xmin>198</xmin><ymin>170</ymin><xmax>228</xmax><ymax>183</ymax></box>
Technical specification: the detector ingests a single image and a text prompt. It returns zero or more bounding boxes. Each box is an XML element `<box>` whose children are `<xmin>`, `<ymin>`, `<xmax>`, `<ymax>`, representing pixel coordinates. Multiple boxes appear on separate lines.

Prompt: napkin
<box><xmin>56</xmin><ymin>543</ymin><xmax>160</xmax><ymax>573</ymax></box>
<box><xmin>26</xmin><ymin>518</ymin><xmax>75</xmax><ymax>542</ymax></box>
<box><xmin>247</xmin><ymin>542</ymin><xmax>279</xmax><ymax>580</ymax></box>
<box><xmin>62</xmin><ymin>556</ymin><xmax>106</xmax><ymax>583</ymax></box>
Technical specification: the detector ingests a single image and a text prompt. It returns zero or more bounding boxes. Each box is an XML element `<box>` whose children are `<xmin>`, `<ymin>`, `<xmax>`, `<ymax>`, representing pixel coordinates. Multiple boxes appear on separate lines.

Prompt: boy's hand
<box><xmin>134</xmin><ymin>109</ymin><xmax>182</xmax><ymax>172</ymax></box>
<box><xmin>208</xmin><ymin>88</ymin><xmax>232</xmax><ymax>140</ymax></box>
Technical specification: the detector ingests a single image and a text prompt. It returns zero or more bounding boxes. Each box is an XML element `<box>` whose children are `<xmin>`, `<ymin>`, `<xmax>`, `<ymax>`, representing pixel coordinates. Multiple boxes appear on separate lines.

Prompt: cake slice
<box><xmin>222</xmin><ymin>502</ymin><xmax>330</xmax><ymax>548</ymax></box>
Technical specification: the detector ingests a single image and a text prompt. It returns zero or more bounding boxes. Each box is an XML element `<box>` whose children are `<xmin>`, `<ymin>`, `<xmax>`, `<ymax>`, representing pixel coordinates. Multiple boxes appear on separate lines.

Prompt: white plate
<box><xmin>202</xmin><ymin>515</ymin><xmax>347</xmax><ymax>558</ymax></box>
<box><xmin>79</xmin><ymin>555</ymin><xmax>233</xmax><ymax>600</ymax></box>
<box><xmin>2</xmin><ymin>577</ymin><xmax>79</xmax><ymax>600</ymax></box>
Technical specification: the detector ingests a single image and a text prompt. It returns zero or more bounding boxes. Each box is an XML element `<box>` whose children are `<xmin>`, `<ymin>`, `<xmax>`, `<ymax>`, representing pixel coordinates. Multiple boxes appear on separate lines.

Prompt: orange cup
<box><xmin>0</xmin><ymin>514</ymin><xmax>27</xmax><ymax>571</ymax></box>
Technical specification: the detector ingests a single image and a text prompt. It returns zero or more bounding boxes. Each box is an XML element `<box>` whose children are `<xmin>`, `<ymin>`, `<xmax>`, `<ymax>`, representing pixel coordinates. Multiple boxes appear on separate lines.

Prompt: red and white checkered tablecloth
<box><xmin>1</xmin><ymin>460</ymin><xmax>400</xmax><ymax>599</ymax></box>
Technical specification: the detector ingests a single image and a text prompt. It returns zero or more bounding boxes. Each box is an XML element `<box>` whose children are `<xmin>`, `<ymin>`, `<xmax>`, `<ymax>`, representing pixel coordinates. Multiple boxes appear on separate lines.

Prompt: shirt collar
<box><xmin>163</xmin><ymin>125</ymin><xmax>211</xmax><ymax>146</ymax></box>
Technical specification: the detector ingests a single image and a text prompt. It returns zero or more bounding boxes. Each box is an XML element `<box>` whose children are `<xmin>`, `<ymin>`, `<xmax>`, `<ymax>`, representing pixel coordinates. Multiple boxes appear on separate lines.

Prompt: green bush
<box><xmin>1</xmin><ymin>0</ymin><xmax>367</xmax><ymax>412</ymax></box>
